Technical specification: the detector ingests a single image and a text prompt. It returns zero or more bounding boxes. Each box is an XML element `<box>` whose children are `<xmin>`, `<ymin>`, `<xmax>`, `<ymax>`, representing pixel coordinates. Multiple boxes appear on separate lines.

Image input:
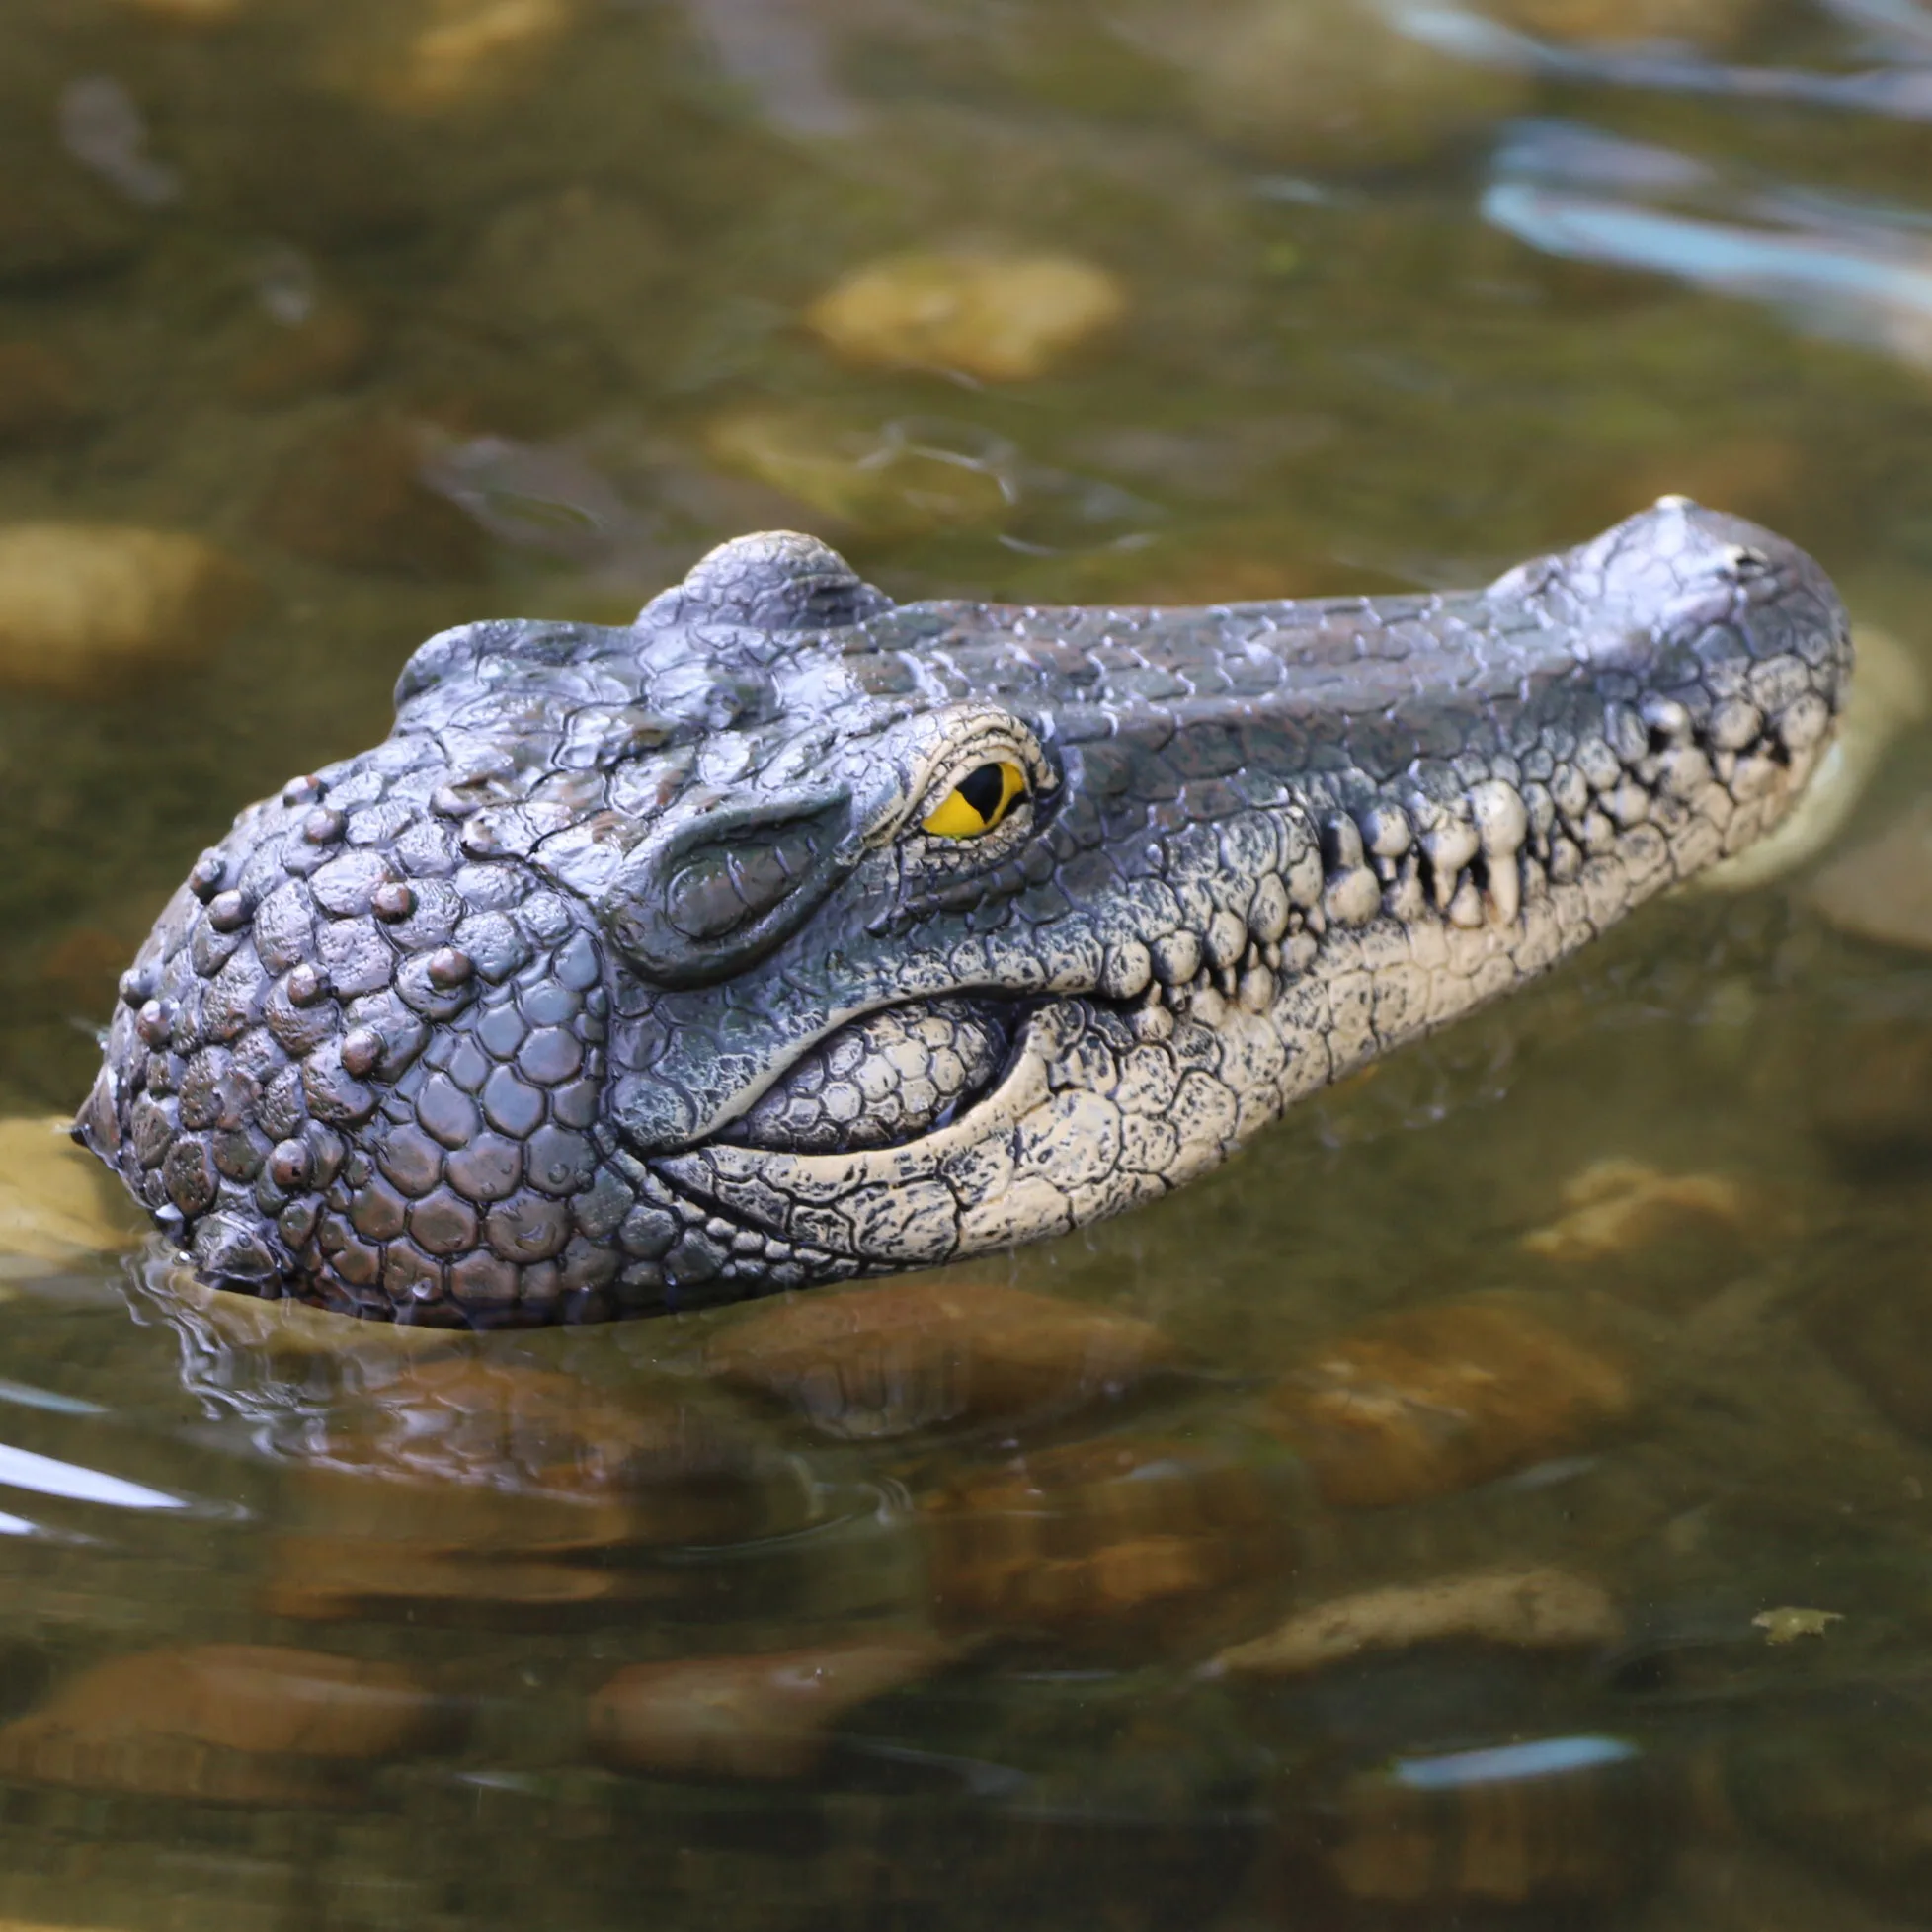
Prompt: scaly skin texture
<box><xmin>76</xmin><ymin>499</ymin><xmax>1850</xmax><ymax>1326</ymax></box>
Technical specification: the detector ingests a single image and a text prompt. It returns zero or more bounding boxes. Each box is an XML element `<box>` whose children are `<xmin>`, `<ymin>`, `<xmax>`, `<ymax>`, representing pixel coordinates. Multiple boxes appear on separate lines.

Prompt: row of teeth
<box><xmin>1092</xmin><ymin>682</ymin><xmax>1828</xmax><ymax>1041</ymax></box>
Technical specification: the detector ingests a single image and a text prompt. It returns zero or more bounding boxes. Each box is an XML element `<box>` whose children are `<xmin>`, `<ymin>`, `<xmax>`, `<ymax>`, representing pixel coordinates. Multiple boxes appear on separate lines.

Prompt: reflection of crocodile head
<box><xmin>77</xmin><ymin>501</ymin><xmax>1849</xmax><ymax>1325</ymax></box>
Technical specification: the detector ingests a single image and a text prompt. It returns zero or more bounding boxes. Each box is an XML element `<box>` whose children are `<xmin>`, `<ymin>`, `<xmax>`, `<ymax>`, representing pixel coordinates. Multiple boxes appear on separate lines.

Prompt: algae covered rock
<box><xmin>806</xmin><ymin>248</ymin><xmax>1126</xmax><ymax>382</ymax></box>
<box><xmin>0</xmin><ymin>523</ymin><xmax>259</xmax><ymax>698</ymax></box>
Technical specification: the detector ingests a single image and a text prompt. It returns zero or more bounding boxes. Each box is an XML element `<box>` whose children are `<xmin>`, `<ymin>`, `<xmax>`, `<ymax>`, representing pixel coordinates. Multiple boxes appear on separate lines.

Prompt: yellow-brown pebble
<box><xmin>1218</xmin><ymin>1568</ymin><xmax>1621</xmax><ymax>1676</ymax></box>
<box><xmin>806</xmin><ymin>249</ymin><xmax>1126</xmax><ymax>382</ymax></box>
<box><xmin>588</xmin><ymin>1637</ymin><xmax>952</xmax><ymax>1780</ymax></box>
<box><xmin>1265</xmin><ymin>1295</ymin><xmax>1632</xmax><ymax>1507</ymax></box>
<box><xmin>0</xmin><ymin>1646</ymin><xmax>445</xmax><ymax>1805</ymax></box>
<box><xmin>704</xmin><ymin>1275</ymin><xmax>1177</xmax><ymax>1439</ymax></box>
<box><xmin>1520</xmin><ymin>1158</ymin><xmax>1747</xmax><ymax>1262</ymax></box>
<box><xmin>923</xmin><ymin>1432</ymin><xmax>1297</xmax><ymax>1651</ymax></box>
<box><xmin>0</xmin><ymin>524</ymin><xmax>259</xmax><ymax>699</ymax></box>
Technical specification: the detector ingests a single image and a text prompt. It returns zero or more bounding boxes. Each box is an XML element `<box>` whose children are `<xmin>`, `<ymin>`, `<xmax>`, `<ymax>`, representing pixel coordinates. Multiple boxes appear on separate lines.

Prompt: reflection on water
<box><xmin>6</xmin><ymin>0</ymin><xmax>1932</xmax><ymax>1924</ymax></box>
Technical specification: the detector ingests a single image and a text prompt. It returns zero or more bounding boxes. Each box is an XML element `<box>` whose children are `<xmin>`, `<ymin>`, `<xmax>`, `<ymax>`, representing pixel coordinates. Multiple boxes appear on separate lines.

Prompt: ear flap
<box><xmin>598</xmin><ymin>785</ymin><xmax>853</xmax><ymax>988</ymax></box>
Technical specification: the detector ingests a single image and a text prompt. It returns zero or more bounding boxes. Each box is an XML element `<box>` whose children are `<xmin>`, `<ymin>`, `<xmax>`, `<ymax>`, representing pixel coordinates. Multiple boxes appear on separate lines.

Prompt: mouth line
<box><xmin>701</xmin><ymin>989</ymin><xmax>1060</xmax><ymax>1159</ymax></box>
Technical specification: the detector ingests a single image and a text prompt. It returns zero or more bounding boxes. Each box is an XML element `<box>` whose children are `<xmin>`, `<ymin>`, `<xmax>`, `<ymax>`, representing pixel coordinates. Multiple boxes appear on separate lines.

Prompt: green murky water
<box><xmin>6</xmin><ymin>1</ymin><xmax>1932</xmax><ymax>1925</ymax></box>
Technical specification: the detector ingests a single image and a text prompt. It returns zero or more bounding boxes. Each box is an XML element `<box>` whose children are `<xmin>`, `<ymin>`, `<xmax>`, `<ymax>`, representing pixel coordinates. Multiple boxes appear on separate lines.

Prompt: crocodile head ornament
<box><xmin>76</xmin><ymin>500</ymin><xmax>1850</xmax><ymax>1325</ymax></box>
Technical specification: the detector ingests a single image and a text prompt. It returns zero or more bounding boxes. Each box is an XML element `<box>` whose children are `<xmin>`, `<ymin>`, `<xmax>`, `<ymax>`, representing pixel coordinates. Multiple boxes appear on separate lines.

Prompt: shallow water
<box><xmin>7</xmin><ymin>0</ymin><xmax>1932</xmax><ymax>1926</ymax></box>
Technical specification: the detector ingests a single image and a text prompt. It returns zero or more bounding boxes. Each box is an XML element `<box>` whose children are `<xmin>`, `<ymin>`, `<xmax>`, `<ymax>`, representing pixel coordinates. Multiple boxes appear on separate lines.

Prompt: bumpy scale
<box><xmin>76</xmin><ymin>503</ymin><xmax>1851</xmax><ymax>1324</ymax></box>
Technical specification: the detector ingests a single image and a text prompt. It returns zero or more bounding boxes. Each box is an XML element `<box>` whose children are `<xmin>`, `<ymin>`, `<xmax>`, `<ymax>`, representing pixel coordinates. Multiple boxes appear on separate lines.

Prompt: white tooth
<box><xmin>1386</xmin><ymin>862</ymin><xmax>1427</xmax><ymax>923</ymax></box>
<box><xmin>1489</xmin><ymin>854</ymin><xmax>1521</xmax><ymax>926</ymax></box>
<box><xmin>1358</xmin><ymin>803</ymin><xmax>1411</xmax><ymax>858</ymax></box>
<box><xmin>1248</xmin><ymin>873</ymin><xmax>1291</xmax><ymax>943</ymax></box>
<box><xmin>1239</xmin><ymin>964</ymin><xmax>1274</xmax><ymax>1012</ymax></box>
<box><xmin>1448</xmin><ymin>878</ymin><xmax>1486</xmax><ymax>928</ymax></box>
<box><xmin>1151</xmin><ymin>930</ymin><xmax>1201</xmax><ymax>984</ymax></box>
<box><xmin>1099</xmin><ymin>941</ymin><xmax>1153</xmax><ymax>1002</ymax></box>
<box><xmin>1709</xmin><ymin>698</ymin><xmax>1762</xmax><ymax>751</ymax></box>
<box><xmin>1326</xmin><ymin>815</ymin><xmax>1365</xmax><ymax>869</ymax></box>
<box><xmin>1421</xmin><ymin>819</ymin><xmax>1480</xmax><ymax>909</ymax></box>
<box><xmin>1325</xmin><ymin>866</ymin><xmax>1382</xmax><ymax>927</ymax></box>
<box><xmin>1206</xmin><ymin>908</ymin><xmax>1247</xmax><ymax>971</ymax></box>
<box><xmin>1469</xmin><ymin>779</ymin><xmax>1528</xmax><ymax>859</ymax></box>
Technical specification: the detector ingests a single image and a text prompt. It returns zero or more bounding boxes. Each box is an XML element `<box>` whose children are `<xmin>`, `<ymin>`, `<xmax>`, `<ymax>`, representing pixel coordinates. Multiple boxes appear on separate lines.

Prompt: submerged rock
<box><xmin>806</xmin><ymin>248</ymin><xmax>1126</xmax><ymax>383</ymax></box>
<box><xmin>702</xmin><ymin>407</ymin><xmax>1013</xmax><ymax>542</ymax></box>
<box><xmin>0</xmin><ymin>1645</ymin><xmax>445</xmax><ymax>1805</ymax></box>
<box><xmin>319</xmin><ymin>0</ymin><xmax>584</xmax><ymax>113</ymax></box>
<box><xmin>1519</xmin><ymin>1157</ymin><xmax>1748</xmax><ymax>1262</ymax></box>
<box><xmin>0</xmin><ymin>160</ymin><xmax>137</xmax><ymax>287</ymax></box>
<box><xmin>1276</xmin><ymin>1727</ymin><xmax>1666</xmax><ymax>1916</ymax></box>
<box><xmin>255</xmin><ymin>417</ymin><xmax>486</xmax><ymax>577</ymax></box>
<box><xmin>704</xmin><ymin>1275</ymin><xmax>1177</xmax><ymax>1439</ymax></box>
<box><xmin>0</xmin><ymin>1115</ymin><xmax>143</xmax><ymax>1271</ymax></box>
<box><xmin>232</xmin><ymin>303</ymin><xmax>376</xmax><ymax>406</ymax></box>
<box><xmin>923</xmin><ymin>1429</ymin><xmax>1299</xmax><ymax>1653</ymax></box>
<box><xmin>1807</xmin><ymin>786</ymin><xmax>1932</xmax><ymax>956</ymax></box>
<box><xmin>0</xmin><ymin>523</ymin><xmax>259</xmax><ymax>698</ymax></box>
<box><xmin>455</xmin><ymin>186</ymin><xmax>672</xmax><ymax>365</ymax></box>
<box><xmin>0</xmin><ymin>341</ymin><xmax>84</xmax><ymax>442</ymax></box>
<box><xmin>263</xmin><ymin>1358</ymin><xmax>802</xmax><ymax>1618</ymax></box>
<box><xmin>1144</xmin><ymin>0</ymin><xmax>1526</xmax><ymax>172</ymax></box>
<box><xmin>1218</xmin><ymin>1568</ymin><xmax>1622</xmax><ymax>1676</ymax></box>
<box><xmin>588</xmin><ymin>1636</ymin><xmax>953</xmax><ymax>1780</ymax></box>
<box><xmin>1264</xmin><ymin>1294</ymin><xmax>1632</xmax><ymax>1508</ymax></box>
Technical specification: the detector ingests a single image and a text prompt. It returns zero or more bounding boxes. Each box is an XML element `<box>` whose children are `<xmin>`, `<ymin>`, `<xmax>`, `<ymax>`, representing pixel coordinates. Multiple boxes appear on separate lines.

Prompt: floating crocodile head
<box><xmin>76</xmin><ymin>499</ymin><xmax>1850</xmax><ymax>1325</ymax></box>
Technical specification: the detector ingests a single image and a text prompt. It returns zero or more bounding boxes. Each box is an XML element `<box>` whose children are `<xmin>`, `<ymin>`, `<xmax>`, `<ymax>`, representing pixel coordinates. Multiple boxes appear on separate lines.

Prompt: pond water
<box><xmin>5</xmin><ymin>0</ymin><xmax>1932</xmax><ymax>1926</ymax></box>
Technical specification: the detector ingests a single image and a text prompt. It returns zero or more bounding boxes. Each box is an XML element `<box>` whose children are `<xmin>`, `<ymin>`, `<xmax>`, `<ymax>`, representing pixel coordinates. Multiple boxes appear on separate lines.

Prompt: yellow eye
<box><xmin>920</xmin><ymin>760</ymin><xmax>1028</xmax><ymax>839</ymax></box>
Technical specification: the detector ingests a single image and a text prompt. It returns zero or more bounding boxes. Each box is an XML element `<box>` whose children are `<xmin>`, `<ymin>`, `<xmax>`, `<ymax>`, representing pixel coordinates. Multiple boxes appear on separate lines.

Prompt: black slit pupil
<box><xmin>957</xmin><ymin>763</ymin><xmax>1007</xmax><ymax>823</ymax></box>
